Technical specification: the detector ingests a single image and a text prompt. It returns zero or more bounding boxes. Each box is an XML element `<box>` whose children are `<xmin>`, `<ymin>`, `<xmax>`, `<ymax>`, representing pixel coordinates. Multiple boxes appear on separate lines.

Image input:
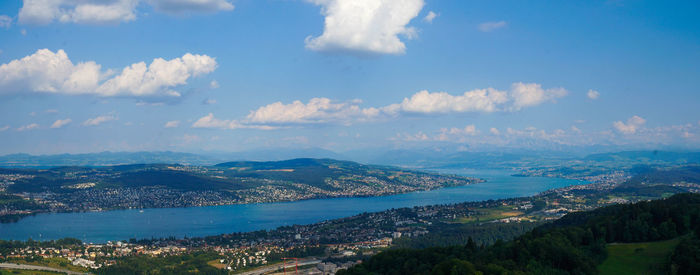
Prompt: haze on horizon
<box><xmin>0</xmin><ymin>0</ymin><xmax>699</xmax><ymax>155</ymax></box>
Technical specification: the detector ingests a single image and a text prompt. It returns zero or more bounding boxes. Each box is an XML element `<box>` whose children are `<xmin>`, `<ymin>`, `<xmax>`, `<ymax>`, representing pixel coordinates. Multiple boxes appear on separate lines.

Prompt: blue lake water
<box><xmin>0</xmin><ymin>169</ymin><xmax>585</xmax><ymax>243</ymax></box>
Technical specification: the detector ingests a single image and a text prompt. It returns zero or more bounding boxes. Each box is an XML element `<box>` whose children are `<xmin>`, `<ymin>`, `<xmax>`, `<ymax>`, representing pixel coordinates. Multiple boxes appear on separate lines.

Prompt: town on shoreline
<box><xmin>4</xmin><ymin>163</ymin><xmax>698</xmax><ymax>274</ymax></box>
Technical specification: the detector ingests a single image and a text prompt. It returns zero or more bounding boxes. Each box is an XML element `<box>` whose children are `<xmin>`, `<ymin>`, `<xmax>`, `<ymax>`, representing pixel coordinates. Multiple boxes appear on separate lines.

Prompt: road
<box><xmin>0</xmin><ymin>262</ymin><xmax>90</xmax><ymax>275</ymax></box>
<box><xmin>236</xmin><ymin>259</ymin><xmax>321</xmax><ymax>275</ymax></box>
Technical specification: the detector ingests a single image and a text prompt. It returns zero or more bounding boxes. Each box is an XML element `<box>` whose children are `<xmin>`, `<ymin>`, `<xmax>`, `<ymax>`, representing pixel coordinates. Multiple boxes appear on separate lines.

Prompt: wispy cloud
<box><xmin>83</xmin><ymin>115</ymin><xmax>117</xmax><ymax>126</ymax></box>
<box><xmin>587</xmin><ymin>89</ymin><xmax>600</xmax><ymax>100</ymax></box>
<box><xmin>18</xmin><ymin>0</ymin><xmax>234</xmax><ymax>25</ymax></box>
<box><xmin>17</xmin><ymin>123</ymin><xmax>39</xmax><ymax>131</ymax></box>
<box><xmin>423</xmin><ymin>11</ymin><xmax>438</xmax><ymax>23</ymax></box>
<box><xmin>50</xmin><ymin>118</ymin><xmax>72</xmax><ymax>128</ymax></box>
<box><xmin>613</xmin><ymin>115</ymin><xmax>646</xmax><ymax>134</ymax></box>
<box><xmin>164</xmin><ymin>120</ymin><xmax>180</xmax><ymax>128</ymax></box>
<box><xmin>0</xmin><ymin>15</ymin><xmax>12</xmax><ymax>29</ymax></box>
<box><xmin>477</xmin><ymin>21</ymin><xmax>507</xmax><ymax>32</ymax></box>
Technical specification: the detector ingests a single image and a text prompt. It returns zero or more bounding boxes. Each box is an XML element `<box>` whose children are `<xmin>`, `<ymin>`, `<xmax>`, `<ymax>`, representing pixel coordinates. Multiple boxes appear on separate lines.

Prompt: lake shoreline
<box><xmin>0</xmin><ymin>177</ymin><xmax>486</xmax><ymax>224</ymax></box>
<box><xmin>0</xmin><ymin>169</ymin><xmax>587</xmax><ymax>243</ymax></box>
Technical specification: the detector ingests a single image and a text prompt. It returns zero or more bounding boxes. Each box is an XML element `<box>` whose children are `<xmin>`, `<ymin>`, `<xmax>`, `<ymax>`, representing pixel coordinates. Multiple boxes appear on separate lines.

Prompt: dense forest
<box><xmin>393</xmin><ymin>222</ymin><xmax>541</xmax><ymax>250</ymax></box>
<box><xmin>339</xmin><ymin>193</ymin><xmax>700</xmax><ymax>274</ymax></box>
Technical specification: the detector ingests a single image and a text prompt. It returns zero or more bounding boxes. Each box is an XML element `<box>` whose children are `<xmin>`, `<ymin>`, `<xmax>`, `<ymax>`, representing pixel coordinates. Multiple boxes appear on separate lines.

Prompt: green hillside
<box><xmin>599</xmin><ymin>238</ymin><xmax>681</xmax><ymax>275</ymax></box>
<box><xmin>338</xmin><ymin>193</ymin><xmax>700</xmax><ymax>275</ymax></box>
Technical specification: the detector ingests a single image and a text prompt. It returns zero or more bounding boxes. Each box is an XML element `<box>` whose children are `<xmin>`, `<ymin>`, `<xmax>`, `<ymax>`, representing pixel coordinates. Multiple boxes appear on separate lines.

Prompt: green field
<box><xmin>454</xmin><ymin>206</ymin><xmax>525</xmax><ymax>224</ymax></box>
<box><xmin>599</xmin><ymin>238</ymin><xmax>681</xmax><ymax>275</ymax></box>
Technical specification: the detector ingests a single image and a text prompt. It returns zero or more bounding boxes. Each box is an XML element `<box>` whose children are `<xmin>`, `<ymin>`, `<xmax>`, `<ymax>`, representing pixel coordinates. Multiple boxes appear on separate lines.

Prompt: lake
<box><xmin>0</xmin><ymin>169</ymin><xmax>585</xmax><ymax>243</ymax></box>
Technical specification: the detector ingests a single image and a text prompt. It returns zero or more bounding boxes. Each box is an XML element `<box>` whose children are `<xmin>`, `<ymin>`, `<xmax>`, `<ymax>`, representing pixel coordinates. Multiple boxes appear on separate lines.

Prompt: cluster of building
<box><xmin>50</xmin><ymin>186</ymin><xmax>238</xmax><ymax>210</ymax></box>
<box><xmin>516</xmin><ymin>166</ymin><xmax>631</xmax><ymax>184</ymax></box>
<box><xmin>0</xmin><ymin>173</ymin><xmax>34</xmax><ymax>192</ymax></box>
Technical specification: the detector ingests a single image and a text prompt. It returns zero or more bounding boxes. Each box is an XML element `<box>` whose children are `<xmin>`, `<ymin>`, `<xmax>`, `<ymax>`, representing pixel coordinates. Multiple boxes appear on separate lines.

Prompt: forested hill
<box><xmin>338</xmin><ymin>193</ymin><xmax>700</xmax><ymax>275</ymax></box>
<box><xmin>0</xmin><ymin>151</ymin><xmax>219</xmax><ymax>167</ymax></box>
<box><xmin>214</xmin><ymin>158</ymin><xmax>436</xmax><ymax>190</ymax></box>
<box><xmin>4</xmin><ymin>158</ymin><xmax>478</xmax><ymax>194</ymax></box>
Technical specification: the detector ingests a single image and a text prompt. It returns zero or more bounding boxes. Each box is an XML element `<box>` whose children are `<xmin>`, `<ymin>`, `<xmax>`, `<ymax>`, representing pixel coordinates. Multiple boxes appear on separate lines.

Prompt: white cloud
<box><xmin>246</xmin><ymin>97</ymin><xmax>380</xmax><ymax>125</ymax></box>
<box><xmin>83</xmin><ymin>115</ymin><xmax>117</xmax><ymax>126</ymax></box>
<box><xmin>437</xmin><ymin>125</ymin><xmax>478</xmax><ymax>141</ymax></box>
<box><xmin>477</xmin><ymin>21</ymin><xmax>506</xmax><ymax>32</ymax></box>
<box><xmin>0</xmin><ymin>15</ymin><xmax>12</xmax><ymax>28</ymax></box>
<box><xmin>587</xmin><ymin>89</ymin><xmax>600</xmax><ymax>100</ymax></box>
<box><xmin>0</xmin><ymin>126</ymin><xmax>10</xmax><ymax>132</ymax></box>
<box><xmin>18</xmin><ymin>0</ymin><xmax>234</xmax><ymax>25</ymax></box>
<box><xmin>202</xmin><ymin>98</ymin><xmax>217</xmax><ymax>105</ymax></box>
<box><xmin>613</xmin><ymin>115</ymin><xmax>646</xmax><ymax>134</ymax></box>
<box><xmin>386</xmin><ymin>82</ymin><xmax>567</xmax><ymax>114</ymax></box>
<box><xmin>209</xmin><ymin>80</ymin><xmax>219</xmax><ymax>89</ymax></box>
<box><xmin>193</xmin><ymin>113</ymin><xmax>238</xmax><ymax>129</ymax></box>
<box><xmin>17</xmin><ymin>123</ymin><xmax>39</xmax><ymax>131</ymax></box>
<box><xmin>509</xmin><ymin>82</ymin><xmax>567</xmax><ymax>110</ymax></box>
<box><xmin>164</xmin><ymin>120</ymin><xmax>180</xmax><ymax>128</ymax></box>
<box><xmin>192</xmin><ymin>98</ymin><xmax>382</xmax><ymax>130</ymax></box>
<box><xmin>391</xmin><ymin>121</ymin><xmax>700</xmax><ymax>149</ymax></box>
<box><xmin>197</xmin><ymin>99</ymin><xmax>359</xmax><ymax>129</ymax></box>
<box><xmin>145</xmin><ymin>0</ymin><xmax>234</xmax><ymax>14</ymax></box>
<box><xmin>50</xmin><ymin>118</ymin><xmax>72</xmax><ymax>128</ymax></box>
<box><xmin>98</xmin><ymin>53</ymin><xmax>216</xmax><ymax>97</ymax></box>
<box><xmin>490</xmin><ymin>127</ymin><xmax>500</xmax><ymax>135</ymax></box>
<box><xmin>19</xmin><ymin>0</ymin><xmax>139</xmax><ymax>25</ymax></box>
<box><xmin>385</xmin><ymin>88</ymin><xmax>509</xmax><ymax>114</ymax></box>
<box><xmin>305</xmin><ymin>0</ymin><xmax>424</xmax><ymax>55</ymax></box>
<box><xmin>191</xmin><ymin>83</ymin><xmax>569</xmax><ymax>130</ymax></box>
<box><xmin>192</xmin><ymin>113</ymin><xmax>276</xmax><ymax>130</ymax></box>
<box><xmin>0</xmin><ymin>49</ymin><xmax>102</xmax><ymax>95</ymax></box>
<box><xmin>393</xmin><ymin>131</ymin><xmax>430</xmax><ymax>142</ymax></box>
<box><xmin>0</xmin><ymin>49</ymin><xmax>217</xmax><ymax>98</ymax></box>
<box><xmin>423</xmin><ymin>11</ymin><xmax>437</xmax><ymax>23</ymax></box>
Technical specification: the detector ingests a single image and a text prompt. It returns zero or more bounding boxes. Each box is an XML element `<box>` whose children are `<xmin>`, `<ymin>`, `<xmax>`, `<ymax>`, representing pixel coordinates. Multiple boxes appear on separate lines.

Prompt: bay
<box><xmin>0</xmin><ymin>169</ymin><xmax>585</xmax><ymax>243</ymax></box>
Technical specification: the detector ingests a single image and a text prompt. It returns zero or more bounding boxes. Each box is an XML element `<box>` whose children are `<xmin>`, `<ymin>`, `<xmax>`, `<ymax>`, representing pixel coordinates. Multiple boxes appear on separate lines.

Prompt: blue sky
<box><xmin>0</xmin><ymin>0</ymin><xmax>699</xmax><ymax>155</ymax></box>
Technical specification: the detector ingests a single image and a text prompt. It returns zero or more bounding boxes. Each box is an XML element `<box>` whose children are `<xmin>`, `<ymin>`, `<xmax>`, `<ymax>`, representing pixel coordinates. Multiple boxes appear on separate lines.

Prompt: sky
<box><xmin>0</xmin><ymin>0</ymin><xmax>699</xmax><ymax>155</ymax></box>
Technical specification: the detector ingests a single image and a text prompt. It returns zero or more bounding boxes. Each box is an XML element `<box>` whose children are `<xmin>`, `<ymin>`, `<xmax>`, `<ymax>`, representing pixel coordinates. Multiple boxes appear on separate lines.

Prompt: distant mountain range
<box><xmin>0</xmin><ymin>149</ymin><xmax>698</xmax><ymax>168</ymax></box>
<box><xmin>0</xmin><ymin>148</ymin><xmax>346</xmax><ymax>168</ymax></box>
<box><xmin>0</xmin><ymin>151</ymin><xmax>221</xmax><ymax>167</ymax></box>
<box><xmin>584</xmin><ymin>150</ymin><xmax>700</xmax><ymax>163</ymax></box>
